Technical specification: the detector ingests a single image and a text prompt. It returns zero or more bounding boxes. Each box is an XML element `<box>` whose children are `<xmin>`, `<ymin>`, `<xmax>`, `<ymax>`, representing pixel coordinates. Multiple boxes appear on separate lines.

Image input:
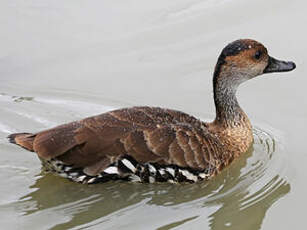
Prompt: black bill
<box><xmin>263</xmin><ymin>56</ymin><xmax>296</xmax><ymax>73</ymax></box>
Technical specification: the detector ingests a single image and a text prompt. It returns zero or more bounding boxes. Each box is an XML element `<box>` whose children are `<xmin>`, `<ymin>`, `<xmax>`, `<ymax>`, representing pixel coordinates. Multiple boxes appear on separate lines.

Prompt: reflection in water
<box><xmin>16</xmin><ymin>129</ymin><xmax>290</xmax><ymax>230</ymax></box>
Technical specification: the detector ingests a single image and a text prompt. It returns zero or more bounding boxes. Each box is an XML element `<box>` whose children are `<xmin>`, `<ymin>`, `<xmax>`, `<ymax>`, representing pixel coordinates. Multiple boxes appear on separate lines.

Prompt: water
<box><xmin>0</xmin><ymin>0</ymin><xmax>305</xmax><ymax>229</ymax></box>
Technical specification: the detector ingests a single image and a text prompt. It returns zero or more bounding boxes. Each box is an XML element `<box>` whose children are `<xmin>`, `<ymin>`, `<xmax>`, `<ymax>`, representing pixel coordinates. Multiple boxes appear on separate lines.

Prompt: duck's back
<box><xmin>9</xmin><ymin>106</ymin><xmax>232</xmax><ymax>183</ymax></box>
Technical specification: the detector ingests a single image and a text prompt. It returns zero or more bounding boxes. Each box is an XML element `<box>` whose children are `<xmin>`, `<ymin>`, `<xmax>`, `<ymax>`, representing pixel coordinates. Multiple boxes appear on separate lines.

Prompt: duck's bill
<box><xmin>263</xmin><ymin>56</ymin><xmax>296</xmax><ymax>73</ymax></box>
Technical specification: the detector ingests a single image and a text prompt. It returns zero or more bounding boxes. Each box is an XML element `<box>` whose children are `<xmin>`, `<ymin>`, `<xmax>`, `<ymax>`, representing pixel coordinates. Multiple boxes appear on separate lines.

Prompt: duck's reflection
<box><xmin>19</xmin><ymin>146</ymin><xmax>290</xmax><ymax>230</ymax></box>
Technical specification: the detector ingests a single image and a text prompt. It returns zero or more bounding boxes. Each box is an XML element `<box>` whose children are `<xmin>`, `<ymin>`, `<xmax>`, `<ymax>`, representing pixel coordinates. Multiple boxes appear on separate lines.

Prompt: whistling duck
<box><xmin>8</xmin><ymin>39</ymin><xmax>296</xmax><ymax>184</ymax></box>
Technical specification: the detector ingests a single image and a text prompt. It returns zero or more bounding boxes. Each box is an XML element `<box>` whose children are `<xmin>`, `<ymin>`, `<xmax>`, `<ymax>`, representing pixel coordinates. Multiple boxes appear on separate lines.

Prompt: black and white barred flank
<box><xmin>44</xmin><ymin>155</ymin><xmax>213</xmax><ymax>184</ymax></box>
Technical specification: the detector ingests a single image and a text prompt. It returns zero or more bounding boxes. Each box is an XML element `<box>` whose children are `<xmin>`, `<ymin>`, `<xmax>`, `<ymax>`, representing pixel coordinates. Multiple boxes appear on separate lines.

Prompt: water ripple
<box><xmin>0</xmin><ymin>93</ymin><xmax>290</xmax><ymax>230</ymax></box>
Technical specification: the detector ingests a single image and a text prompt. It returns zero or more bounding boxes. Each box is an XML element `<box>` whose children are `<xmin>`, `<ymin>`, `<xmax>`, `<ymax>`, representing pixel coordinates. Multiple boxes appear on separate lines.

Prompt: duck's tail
<box><xmin>8</xmin><ymin>132</ymin><xmax>36</xmax><ymax>152</ymax></box>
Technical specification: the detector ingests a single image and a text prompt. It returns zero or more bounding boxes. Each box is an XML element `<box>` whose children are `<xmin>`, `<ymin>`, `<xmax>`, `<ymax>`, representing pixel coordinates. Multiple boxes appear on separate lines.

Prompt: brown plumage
<box><xmin>8</xmin><ymin>39</ymin><xmax>296</xmax><ymax>184</ymax></box>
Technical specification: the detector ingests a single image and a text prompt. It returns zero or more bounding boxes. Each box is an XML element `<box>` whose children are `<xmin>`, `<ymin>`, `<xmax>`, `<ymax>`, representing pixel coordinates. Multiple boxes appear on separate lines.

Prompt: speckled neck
<box><xmin>213</xmin><ymin>64</ymin><xmax>248</xmax><ymax>127</ymax></box>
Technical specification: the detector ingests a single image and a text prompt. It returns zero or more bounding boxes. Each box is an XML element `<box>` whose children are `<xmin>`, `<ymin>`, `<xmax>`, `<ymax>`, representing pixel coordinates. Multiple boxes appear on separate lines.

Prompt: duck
<box><xmin>8</xmin><ymin>39</ymin><xmax>296</xmax><ymax>184</ymax></box>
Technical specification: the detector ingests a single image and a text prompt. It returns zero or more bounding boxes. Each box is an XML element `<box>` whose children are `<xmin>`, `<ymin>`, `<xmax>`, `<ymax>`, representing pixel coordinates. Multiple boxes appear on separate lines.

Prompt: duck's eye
<box><xmin>254</xmin><ymin>51</ymin><xmax>262</xmax><ymax>60</ymax></box>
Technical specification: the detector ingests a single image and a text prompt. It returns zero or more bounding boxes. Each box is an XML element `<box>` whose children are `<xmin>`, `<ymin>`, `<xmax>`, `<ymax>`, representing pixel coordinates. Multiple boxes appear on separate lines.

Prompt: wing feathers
<box><xmin>33</xmin><ymin>122</ymin><xmax>82</xmax><ymax>159</ymax></box>
<box><xmin>143</xmin><ymin>126</ymin><xmax>175</xmax><ymax>157</ymax></box>
<box><xmin>9</xmin><ymin>107</ymin><xmax>225</xmax><ymax>175</ymax></box>
<box><xmin>121</xmin><ymin>131</ymin><xmax>159</xmax><ymax>163</ymax></box>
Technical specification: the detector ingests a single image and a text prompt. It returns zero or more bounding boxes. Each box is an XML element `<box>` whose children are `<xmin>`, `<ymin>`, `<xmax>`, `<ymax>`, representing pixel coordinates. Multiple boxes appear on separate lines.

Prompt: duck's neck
<box><xmin>213</xmin><ymin>71</ymin><xmax>248</xmax><ymax>127</ymax></box>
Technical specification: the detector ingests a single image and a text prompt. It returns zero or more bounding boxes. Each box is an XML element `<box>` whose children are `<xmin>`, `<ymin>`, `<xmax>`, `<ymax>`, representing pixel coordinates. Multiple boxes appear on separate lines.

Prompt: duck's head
<box><xmin>213</xmin><ymin>39</ymin><xmax>296</xmax><ymax>87</ymax></box>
